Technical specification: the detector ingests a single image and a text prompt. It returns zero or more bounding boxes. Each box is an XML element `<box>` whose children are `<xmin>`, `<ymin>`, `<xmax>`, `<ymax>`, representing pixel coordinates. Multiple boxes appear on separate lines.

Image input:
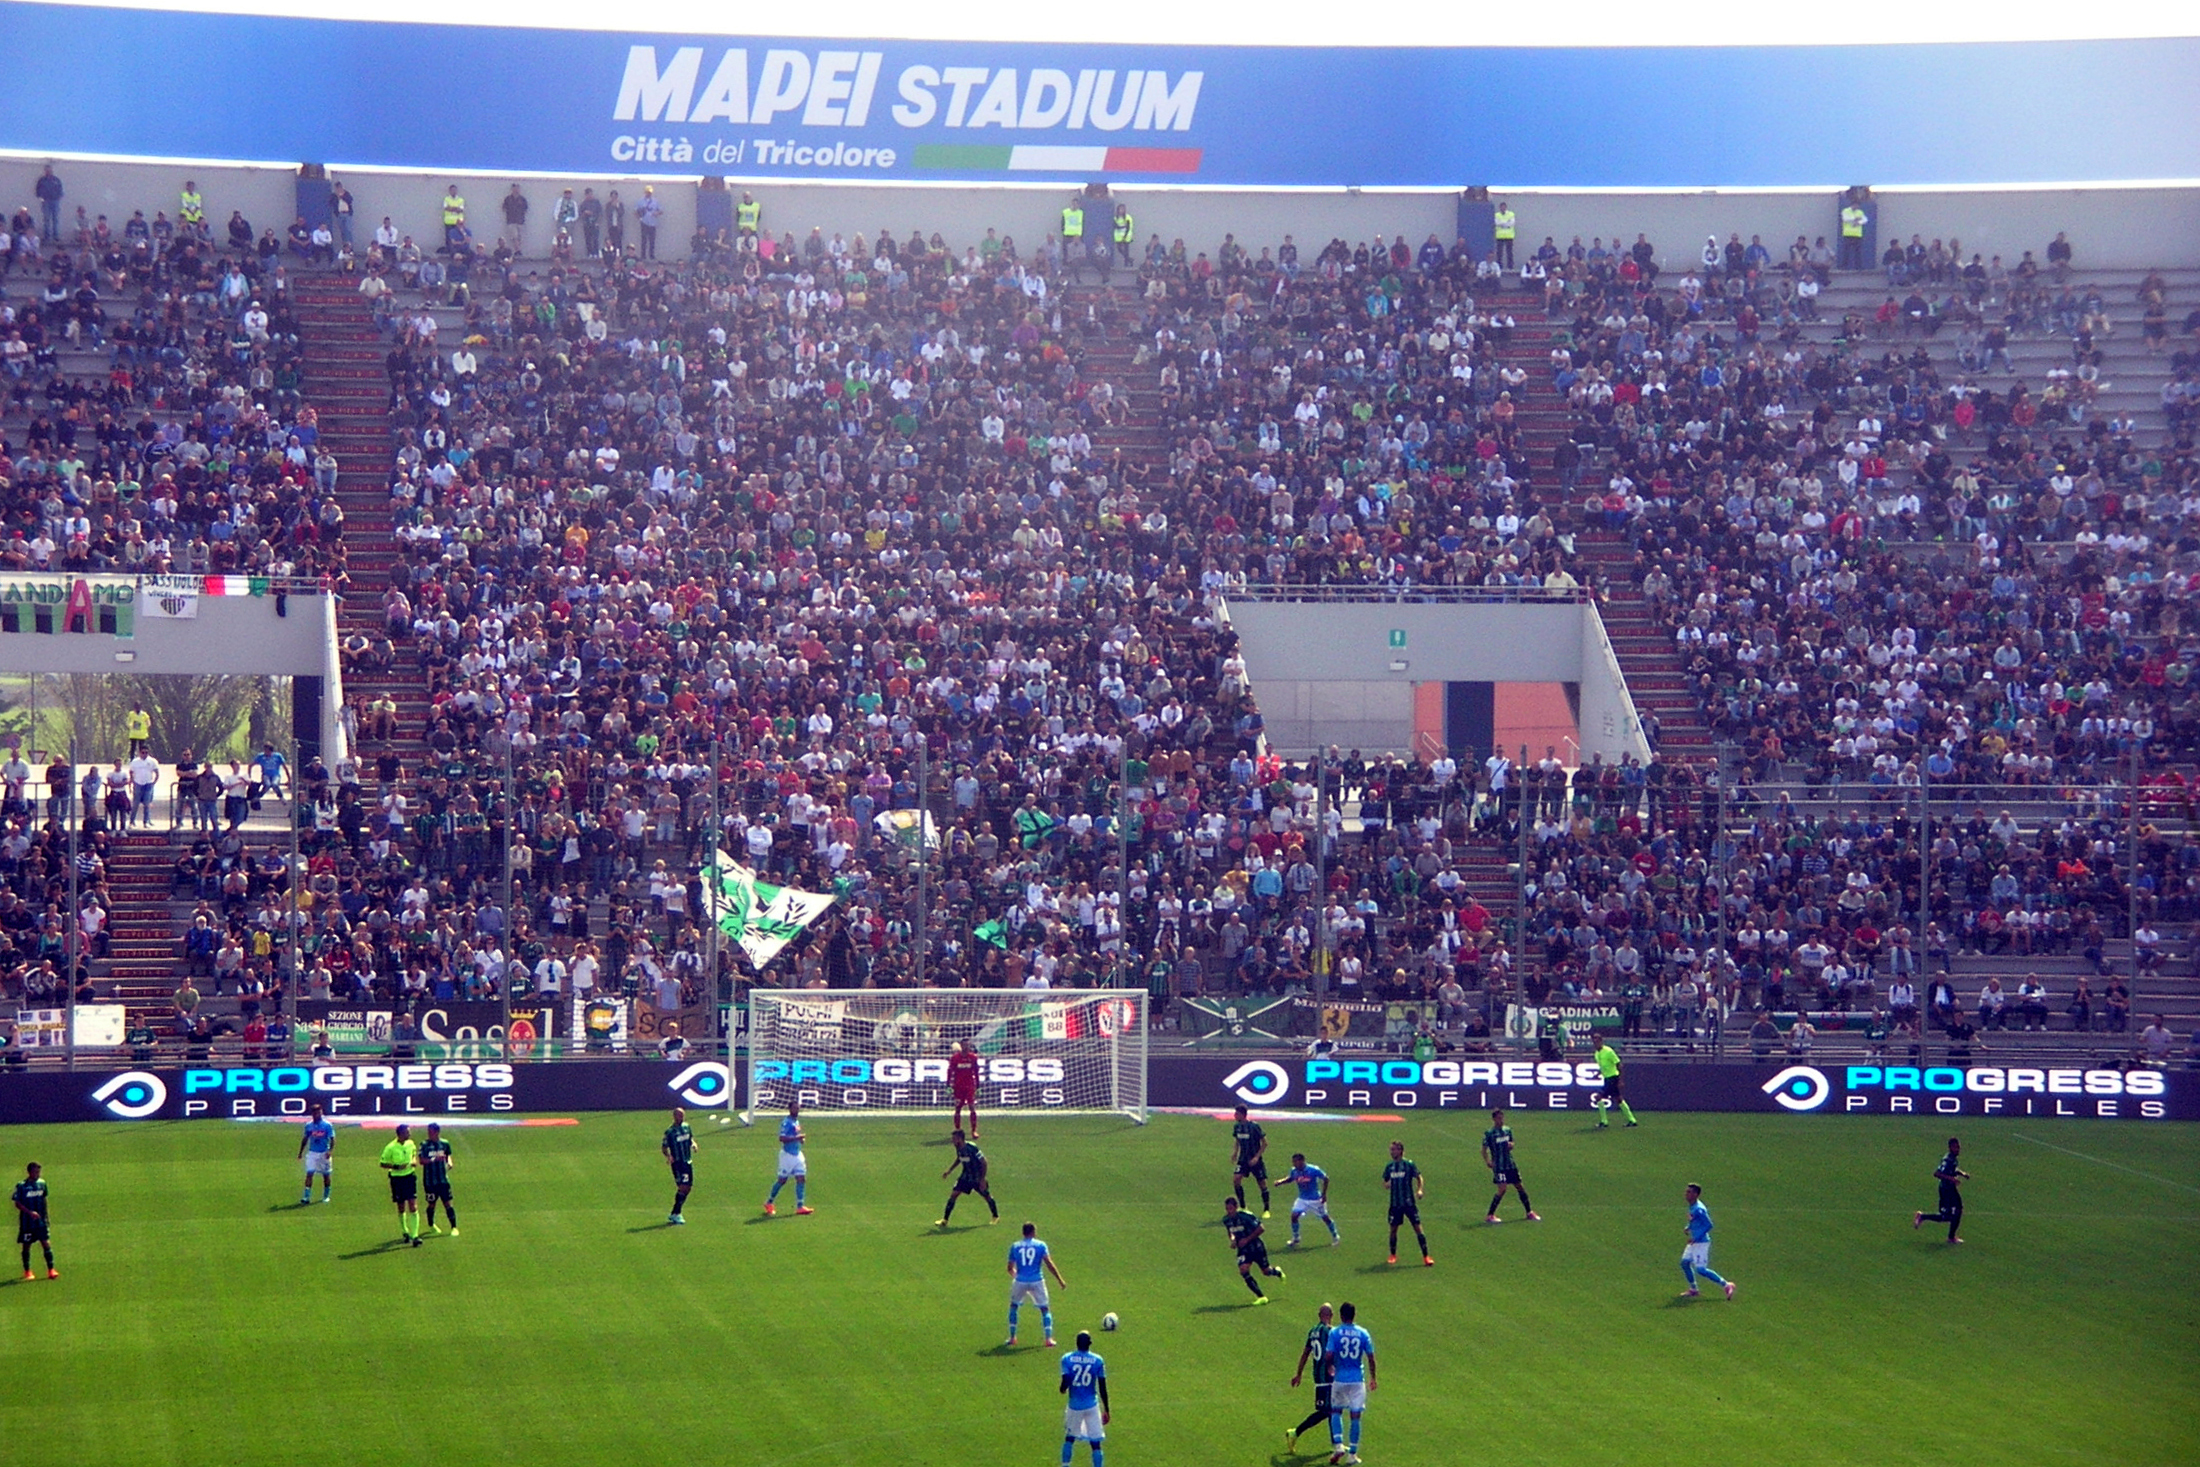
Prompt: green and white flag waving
<box><xmin>702</xmin><ymin>850</ymin><xmax>836</xmax><ymax>973</ymax></box>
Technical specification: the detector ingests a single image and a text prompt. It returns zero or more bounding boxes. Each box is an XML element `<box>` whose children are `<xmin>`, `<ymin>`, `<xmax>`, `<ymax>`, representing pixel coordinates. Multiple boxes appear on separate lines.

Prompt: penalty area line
<box><xmin>2011</xmin><ymin>1131</ymin><xmax>2200</xmax><ymax>1194</ymax></box>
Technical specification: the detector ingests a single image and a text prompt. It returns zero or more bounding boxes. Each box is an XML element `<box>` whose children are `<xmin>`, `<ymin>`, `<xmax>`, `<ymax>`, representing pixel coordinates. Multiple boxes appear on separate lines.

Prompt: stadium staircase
<box><xmin>1478</xmin><ymin>284</ymin><xmax>1717</xmax><ymax>767</ymax></box>
<box><xmin>290</xmin><ymin>275</ymin><xmax>429</xmax><ymax>801</ymax></box>
<box><xmin>101</xmin><ymin>829</ymin><xmax>183</xmax><ymax>1023</ymax></box>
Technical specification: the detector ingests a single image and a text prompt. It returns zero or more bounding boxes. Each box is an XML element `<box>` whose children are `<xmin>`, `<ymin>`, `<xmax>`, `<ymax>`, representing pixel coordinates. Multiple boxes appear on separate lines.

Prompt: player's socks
<box><xmin>1619</xmin><ymin>1102</ymin><xmax>1639</xmax><ymax>1125</ymax></box>
<box><xmin>1349</xmin><ymin>1413</ymin><xmax>1363</xmax><ymax>1448</ymax></box>
<box><xmin>1516</xmin><ymin>1188</ymin><xmax>1535</xmax><ymax>1217</ymax></box>
<box><xmin>1243</xmin><ymin>1271</ymin><xmax>1265</xmax><ymax>1297</ymax></box>
<box><xmin>1008</xmin><ymin>1302</ymin><xmax>1020</xmax><ymax>1339</ymax></box>
<box><xmin>1234</xmin><ymin>1180</ymin><xmax>1246</xmax><ymax>1207</ymax></box>
<box><xmin>767</xmin><ymin>1178</ymin><xmax>785</xmax><ymax>1204</ymax></box>
<box><xmin>1693</xmin><ymin>1264</ymin><xmax>1728</xmax><ymax>1287</ymax></box>
<box><xmin>1489</xmin><ymin>1193</ymin><xmax>1507</xmax><ymax>1219</ymax></box>
<box><xmin>1260</xmin><ymin>1186</ymin><xmax>1272</xmax><ymax>1214</ymax></box>
<box><xmin>1090</xmin><ymin>1448</ymin><xmax>1102</xmax><ymax>1467</ymax></box>
<box><xmin>301</xmin><ymin>1188</ymin><xmax>312</xmax><ymax>1204</ymax></box>
<box><xmin>985</xmin><ymin>1195</ymin><xmax>999</xmax><ymax>1219</ymax></box>
<box><xmin>1331</xmin><ymin>1409</ymin><xmax>1345</xmax><ymax>1446</ymax></box>
<box><xmin>942</xmin><ymin>1194</ymin><xmax>959</xmax><ymax>1223</ymax></box>
<box><xmin>794</xmin><ymin>1178</ymin><xmax>806</xmax><ymax>1207</ymax></box>
<box><xmin>1060</xmin><ymin>1436</ymin><xmax>1074</xmax><ymax>1467</ymax></box>
<box><xmin>1040</xmin><ymin>1307</ymin><xmax>1054</xmax><ymax>1339</ymax></box>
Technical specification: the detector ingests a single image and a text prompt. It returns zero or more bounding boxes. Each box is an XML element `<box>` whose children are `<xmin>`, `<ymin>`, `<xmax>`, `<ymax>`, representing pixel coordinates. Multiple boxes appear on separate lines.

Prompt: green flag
<box><xmin>701</xmin><ymin>850</ymin><xmax>836</xmax><ymax>973</ymax></box>
<box><xmin>974</xmin><ymin>918</ymin><xmax>1008</xmax><ymax>949</ymax></box>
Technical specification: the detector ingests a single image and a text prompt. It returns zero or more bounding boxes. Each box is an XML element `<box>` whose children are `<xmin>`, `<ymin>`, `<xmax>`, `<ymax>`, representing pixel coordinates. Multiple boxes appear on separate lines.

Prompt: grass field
<box><xmin>0</xmin><ymin>1106</ymin><xmax>2194</xmax><ymax>1467</ymax></box>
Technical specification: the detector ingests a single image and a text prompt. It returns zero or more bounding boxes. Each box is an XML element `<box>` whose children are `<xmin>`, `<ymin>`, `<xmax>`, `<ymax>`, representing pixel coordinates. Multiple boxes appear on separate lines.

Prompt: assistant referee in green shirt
<box><xmin>379</xmin><ymin>1125</ymin><xmax>423</xmax><ymax>1247</ymax></box>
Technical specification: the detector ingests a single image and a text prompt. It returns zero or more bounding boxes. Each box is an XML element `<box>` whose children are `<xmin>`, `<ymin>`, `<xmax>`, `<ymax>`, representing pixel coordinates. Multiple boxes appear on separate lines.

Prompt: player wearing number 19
<box><xmin>763</xmin><ymin>1098</ymin><xmax>811</xmax><ymax>1216</ymax></box>
<box><xmin>1007</xmin><ymin>1221</ymin><xmax>1069</xmax><ymax>1348</ymax></box>
<box><xmin>1323</xmin><ymin>1301</ymin><xmax>1376</xmax><ymax>1466</ymax></box>
<box><xmin>1057</xmin><ymin>1330</ymin><xmax>1109</xmax><ymax>1467</ymax></box>
<box><xmin>662</xmin><ymin>1107</ymin><xmax>695</xmax><ymax>1225</ymax></box>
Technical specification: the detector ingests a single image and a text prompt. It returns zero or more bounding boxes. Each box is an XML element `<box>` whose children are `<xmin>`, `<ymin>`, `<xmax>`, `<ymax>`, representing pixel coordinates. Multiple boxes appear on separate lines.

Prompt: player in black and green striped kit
<box><xmin>15</xmin><ymin>1163</ymin><xmax>54</xmax><ymax>1280</ymax></box>
<box><xmin>1381</xmin><ymin>1140</ymin><xmax>1432</xmax><ymax>1266</ymax></box>
<box><xmin>419</xmin><ymin>1123</ymin><xmax>457</xmax><ymax>1236</ymax></box>
<box><xmin>1481</xmin><ymin>1109</ymin><xmax>1541</xmax><ymax>1224</ymax></box>
<box><xmin>662</xmin><ymin>1107</ymin><xmax>696</xmax><ymax>1225</ymax></box>
<box><xmin>1285</xmin><ymin>1302</ymin><xmax>1336</xmax><ymax>1448</ymax></box>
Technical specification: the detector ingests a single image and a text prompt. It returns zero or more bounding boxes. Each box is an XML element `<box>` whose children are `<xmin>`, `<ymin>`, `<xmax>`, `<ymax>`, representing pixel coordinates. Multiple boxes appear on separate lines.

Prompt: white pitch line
<box><xmin>2012</xmin><ymin>1132</ymin><xmax>2200</xmax><ymax>1195</ymax></box>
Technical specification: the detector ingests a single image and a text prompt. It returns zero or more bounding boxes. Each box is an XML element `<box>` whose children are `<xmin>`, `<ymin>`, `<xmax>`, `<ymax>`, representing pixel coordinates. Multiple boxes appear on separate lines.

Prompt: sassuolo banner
<box><xmin>2</xmin><ymin>7</ymin><xmax>2195</xmax><ymax>187</ymax></box>
<box><xmin>1153</xmin><ymin>1054</ymin><xmax>2200</xmax><ymax>1121</ymax></box>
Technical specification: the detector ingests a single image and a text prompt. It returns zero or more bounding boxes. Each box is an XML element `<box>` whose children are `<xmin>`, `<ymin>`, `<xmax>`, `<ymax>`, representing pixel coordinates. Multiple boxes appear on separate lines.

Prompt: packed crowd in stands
<box><xmin>3</xmin><ymin>171</ymin><xmax>2197</xmax><ymax>1061</ymax></box>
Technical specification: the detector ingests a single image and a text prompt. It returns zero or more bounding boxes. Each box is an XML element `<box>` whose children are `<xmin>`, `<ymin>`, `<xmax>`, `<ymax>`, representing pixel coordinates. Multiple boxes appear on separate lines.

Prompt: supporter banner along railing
<box><xmin>2</xmin><ymin>9</ymin><xmax>2196</xmax><ymax>187</ymax></box>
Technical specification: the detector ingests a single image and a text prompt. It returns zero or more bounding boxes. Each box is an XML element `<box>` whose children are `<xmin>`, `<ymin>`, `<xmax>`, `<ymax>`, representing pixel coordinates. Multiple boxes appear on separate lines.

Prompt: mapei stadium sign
<box><xmin>1168</xmin><ymin>1057</ymin><xmax>2198</xmax><ymax>1122</ymax></box>
<box><xmin>5</xmin><ymin>7</ymin><xmax>2196</xmax><ymax>187</ymax></box>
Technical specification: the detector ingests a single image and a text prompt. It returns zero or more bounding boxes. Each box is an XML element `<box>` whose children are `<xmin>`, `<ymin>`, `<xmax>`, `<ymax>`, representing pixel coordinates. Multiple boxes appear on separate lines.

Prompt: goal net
<box><xmin>741</xmin><ymin>989</ymin><xmax>1147</xmax><ymax>1124</ymax></box>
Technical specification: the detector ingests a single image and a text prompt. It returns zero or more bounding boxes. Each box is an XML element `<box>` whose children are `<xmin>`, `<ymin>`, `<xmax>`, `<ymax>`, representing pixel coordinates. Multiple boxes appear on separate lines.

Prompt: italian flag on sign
<box><xmin>1027</xmin><ymin>1002</ymin><xmax>1084</xmax><ymax>1041</ymax></box>
<box><xmin>201</xmin><ymin>576</ymin><xmax>271</xmax><ymax>596</ymax></box>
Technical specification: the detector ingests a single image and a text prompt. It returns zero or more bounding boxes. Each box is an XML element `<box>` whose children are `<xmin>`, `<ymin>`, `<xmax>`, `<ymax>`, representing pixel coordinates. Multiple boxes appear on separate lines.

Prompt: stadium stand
<box><xmin>3</xmin><ymin>191</ymin><xmax>2196</xmax><ymax>1068</ymax></box>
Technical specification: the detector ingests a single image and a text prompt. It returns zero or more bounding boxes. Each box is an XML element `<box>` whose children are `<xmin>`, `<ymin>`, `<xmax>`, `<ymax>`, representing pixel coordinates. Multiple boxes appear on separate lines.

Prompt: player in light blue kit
<box><xmin>1284</xmin><ymin>1152</ymin><xmax>1340</xmax><ymax>1248</ymax></box>
<box><xmin>296</xmin><ymin>1101</ymin><xmax>335</xmax><ymax>1204</ymax></box>
<box><xmin>764</xmin><ymin>1098</ymin><xmax>811</xmax><ymax>1216</ymax></box>
<box><xmin>1679</xmin><ymin>1182</ymin><xmax>1736</xmax><ymax>1300</ymax></box>
<box><xmin>1007</xmin><ymin>1219</ymin><xmax>1069</xmax><ymax>1347</ymax></box>
<box><xmin>1322</xmin><ymin>1300</ymin><xmax>1376</xmax><ymax>1466</ymax></box>
<box><xmin>1057</xmin><ymin>1329</ymin><xmax>1110</xmax><ymax>1467</ymax></box>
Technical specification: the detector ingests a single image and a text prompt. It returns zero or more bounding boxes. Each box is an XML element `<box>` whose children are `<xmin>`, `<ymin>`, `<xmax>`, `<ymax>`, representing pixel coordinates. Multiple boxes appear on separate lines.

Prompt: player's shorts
<box><xmin>776</xmin><ymin>1151</ymin><xmax>807</xmax><ymax>1179</ymax></box>
<box><xmin>303</xmin><ymin>1152</ymin><xmax>333</xmax><ymax>1176</ymax></box>
<box><xmin>389</xmin><ymin>1174</ymin><xmax>418</xmax><ymax>1203</ymax></box>
<box><xmin>1063</xmin><ymin>1405</ymin><xmax>1105</xmax><ymax>1442</ymax></box>
<box><xmin>1332</xmin><ymin>1381</ymin><xmax>1368</xmax><ymax>1413</ymax></box>
<box><xmin>1491</xmin><ymin>1163</ymin><xmax>1521</xmax><ymax>1187</ymax></box>
<box><xmin>1009</xmin><ymin>1280</ymin><xmax>1050</xmax><ymax>1308</ymax></box>
<box><xmin>951</xmin><ymin>1082</ymin><xmax>978</xmax><ymax>1102</ymax></box>
<box><xmin>1602</xmin><ymin>1074</ymin><xmax>1624</xmax><ymax>1099</ymax></box>
<box><xmin>1235</xmin><ymin>1158</ymin><xmax>1269</xmax><ymax>1181</ymax></box>
<box><xmin>1238</xmin><ymin>1240</ymin><xmax>1271</xmax><ymax>1268</ymax></box>
<box><xmin>953</xmin><ymin>1170</ymin><xmax>988</xmax><ymax>1194</ymax></box>
<box><xmin>1388</xmin><ymin>1204</ymin><xmax>1420</xmax><ymax>1228</ymax></box>
<box><xmin>425</xmin><ymin>1182</ymin><xmax>452</xmax><ymax>1203</ymax></box>
<box><xmin>1312</xmin><ymin>1382</ymin><xmax>1333</xmax><ymax>1414</ymax></box>
<box><xmin>1291</xmin><ymin>1196</ymin><xmax>1329</xmax><ymax>1217</ymax></box>
<box><xmin>16</xmin><ymin>1219</ymin><xmax>47</xmax><ymax>1244</ymax></box>
<box><xmin>669</xmin><ymin>1162</ymin><xmax>694</xmax><ymax>1187</ymax></box>
<box><xmin>1683</xmin><ymin>1241</ymin><xmax>1711</xmax><ymax>1269</ymax></box>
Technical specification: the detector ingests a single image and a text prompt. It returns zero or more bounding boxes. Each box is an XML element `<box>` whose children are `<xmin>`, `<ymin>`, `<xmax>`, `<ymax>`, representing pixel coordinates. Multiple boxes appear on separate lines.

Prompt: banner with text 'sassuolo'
<box><xmin>1</xmin><ymin>8</ymin><xmax>2197</xmax><ymax>186</ymax></box>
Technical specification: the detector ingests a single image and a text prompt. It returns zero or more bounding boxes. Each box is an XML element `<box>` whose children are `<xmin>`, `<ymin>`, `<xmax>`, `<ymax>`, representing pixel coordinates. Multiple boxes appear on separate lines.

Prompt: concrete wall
<box><xmin>4</xmin><ymin>155</ymin><xmax>2193</xmax><ymax>269</ymax></box>
<box><xmin>1224</xmin><ymin>599</ymin><xmax>1648</xmax><ymax>764</ymax></box>
<box><xmin>0</xmin><ymin>590</ymin><xmax>344</xmax><ymax>753</ymax></box>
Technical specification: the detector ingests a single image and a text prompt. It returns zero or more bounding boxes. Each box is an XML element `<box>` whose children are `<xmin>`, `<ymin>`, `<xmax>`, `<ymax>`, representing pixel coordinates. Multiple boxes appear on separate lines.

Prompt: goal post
<box><xmin>740</xmin><ymin>989</ymin><xmax>1148</xmax><ymax>1125</ymax></box>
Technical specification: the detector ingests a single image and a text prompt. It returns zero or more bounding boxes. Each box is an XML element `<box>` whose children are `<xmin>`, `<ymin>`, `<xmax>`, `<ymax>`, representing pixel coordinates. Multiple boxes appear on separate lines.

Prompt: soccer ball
<box><xmin>1100</xmin><ymin>1313</ymin><xmax>1120</xmax><ymax>1332</ymax></box>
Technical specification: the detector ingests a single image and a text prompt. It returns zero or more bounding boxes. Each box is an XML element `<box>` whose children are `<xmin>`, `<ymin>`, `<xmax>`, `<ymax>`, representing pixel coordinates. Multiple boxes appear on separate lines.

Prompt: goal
<box><xmin>741</xmin><ymin>989</ymin><xmax>1148</xmax><ymax>1124</ymax></box>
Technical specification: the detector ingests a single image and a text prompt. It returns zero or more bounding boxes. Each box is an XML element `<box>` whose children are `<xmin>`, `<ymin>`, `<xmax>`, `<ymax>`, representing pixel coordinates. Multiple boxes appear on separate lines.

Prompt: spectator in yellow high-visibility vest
<box><xmin>1839</xmin><ymin>201</ymin><xmax>1868</xmax><ymax>270</ymax></box>
<box><xmin>124</xmin><ymin>704</ymin><xmax>151</xmax><ymax>757</ymax></box>
<box><xmin>1493</xmin><ymin>201</ymin><xmax>1517</xmax><ymax>268</ymax></box>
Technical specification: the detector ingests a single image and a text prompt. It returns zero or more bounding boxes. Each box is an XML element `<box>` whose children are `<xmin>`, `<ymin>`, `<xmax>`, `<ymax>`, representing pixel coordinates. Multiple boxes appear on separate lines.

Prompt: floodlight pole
<box><xmin>287</xmin><ymin>733</ymin><xmax>301</xmax><ymax>1039</ymax></box>
<box><xmin>914</xmin><ymin>732</ymin><xmax>928</xmax><ymax>989</ymax></box>
<box><xmin>1117</xmin><ymin>737</ymin><xmax>1131</xmax><ymax>989</ymax></box>
<box><xmin>65</xmin><ymin>738</ymin><xmax>78</xmax><ymax>1073</ymax></box>
<box><xmin>501</xmin><ymin>734</ymin><xmax>513</xmax><ymax>1044</ymax></box>
<box><xmin>708</xmin><ymin>738</ymin><xmax>722</xmax><ymax>1057</ymax></box>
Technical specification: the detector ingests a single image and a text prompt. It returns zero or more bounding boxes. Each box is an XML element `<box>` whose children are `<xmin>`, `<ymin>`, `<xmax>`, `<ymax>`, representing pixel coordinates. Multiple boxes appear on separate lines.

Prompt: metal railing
<box><xmin>1227</xmin><ymin>583</ymin><xmax>1593</xmax><ymax>605</ymax></box>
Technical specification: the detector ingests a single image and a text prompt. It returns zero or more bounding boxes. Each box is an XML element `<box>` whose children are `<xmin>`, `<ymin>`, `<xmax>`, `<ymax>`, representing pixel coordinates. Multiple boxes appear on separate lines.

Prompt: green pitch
<box><xmin>0</xmin><ymin>1108</ymin><xmax>2194</xmax><ymax>1466</ymax></box>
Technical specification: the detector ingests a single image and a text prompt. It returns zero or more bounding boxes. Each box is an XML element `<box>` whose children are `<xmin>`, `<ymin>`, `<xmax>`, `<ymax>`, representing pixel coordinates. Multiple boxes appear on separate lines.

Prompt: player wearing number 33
<box><xmin>1057</xmin><ymin>1330</ymin><xmax>1109</xmax><ymax>1467</ymax></box>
